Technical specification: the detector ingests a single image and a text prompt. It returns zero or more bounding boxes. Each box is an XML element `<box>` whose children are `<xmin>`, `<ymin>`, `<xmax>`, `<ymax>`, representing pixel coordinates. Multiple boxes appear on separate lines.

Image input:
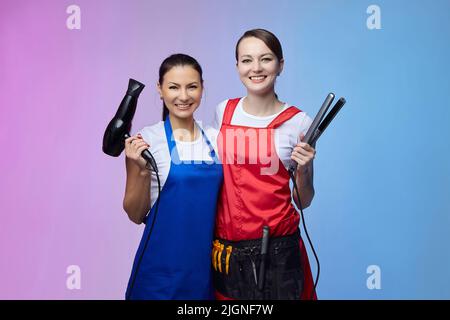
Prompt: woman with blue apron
<box><xmin>123</xmin><ymin>54</ymin><xmax>223</xmax><ymax>300</ymax></box>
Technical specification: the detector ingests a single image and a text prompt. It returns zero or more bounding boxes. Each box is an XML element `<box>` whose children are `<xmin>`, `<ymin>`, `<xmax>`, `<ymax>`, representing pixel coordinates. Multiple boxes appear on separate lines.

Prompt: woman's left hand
<box><xmin>290</xmin><ymin>133</ymin><xmax>316</xmax><ymax>171</ymax></box>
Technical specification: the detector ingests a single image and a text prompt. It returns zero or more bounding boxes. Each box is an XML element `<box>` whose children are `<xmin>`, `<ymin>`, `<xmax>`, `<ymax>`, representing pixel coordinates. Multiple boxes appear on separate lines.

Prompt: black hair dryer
<box><xmin>102</xmin><ymin>78</ymin><xmax>158</xmax><ymax>172</ymax></box>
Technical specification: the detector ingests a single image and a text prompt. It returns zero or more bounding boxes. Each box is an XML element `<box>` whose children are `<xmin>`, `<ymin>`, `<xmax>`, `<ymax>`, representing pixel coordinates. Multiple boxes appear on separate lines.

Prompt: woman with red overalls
<box><xmin>212</xmin><ymin>29</ymin><xmax>317</xmax><ymax>300</ymax></box>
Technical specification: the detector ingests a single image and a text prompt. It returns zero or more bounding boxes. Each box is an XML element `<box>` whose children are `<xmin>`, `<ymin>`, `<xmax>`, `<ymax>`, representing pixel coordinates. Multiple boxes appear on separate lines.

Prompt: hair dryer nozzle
<box><xmin>127</xmin><ymin>78</ymin><xmax>145</xmax><ymax>97</ymax></box>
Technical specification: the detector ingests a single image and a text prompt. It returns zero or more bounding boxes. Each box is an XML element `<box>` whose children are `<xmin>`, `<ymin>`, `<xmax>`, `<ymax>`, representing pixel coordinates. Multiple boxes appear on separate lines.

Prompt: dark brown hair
<box><xmin>235</xmin><ymin>29</ymin><xmax>283</xmax><ymax>62</ymax></box>
<box><xmin>159</xmin><ymin>54</ymin><xmax>203</xmax><ymax>121</ymax></box>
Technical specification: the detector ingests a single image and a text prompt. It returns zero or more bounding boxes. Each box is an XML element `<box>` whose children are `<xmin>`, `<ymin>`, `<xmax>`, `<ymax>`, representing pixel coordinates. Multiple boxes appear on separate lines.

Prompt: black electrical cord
<box><xmin>125</xmin><ymin>159</ymin><xmax>161</xmax><ymax>300</ymax></box>
<box><xmin>284</xmin><ymin>93</ymin><xmax>344</xmax><ymax>299</ymax></box>
<box><xmin>288</xmin><ymin>169</ymin><xmax>320</xmax><ymax>300</ymax></box>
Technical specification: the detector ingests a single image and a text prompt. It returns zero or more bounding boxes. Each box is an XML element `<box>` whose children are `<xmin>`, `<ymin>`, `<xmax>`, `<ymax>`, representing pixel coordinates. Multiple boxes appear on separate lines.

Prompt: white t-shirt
<box><xmin>137</xmin><ymin>121</ymin><xmax>219</xmax><ymax>209</ymax></box>
<box><xmin>213</xmin><ymin>98</ymin><xmax>313</xmax><ymax>170</ymax></box>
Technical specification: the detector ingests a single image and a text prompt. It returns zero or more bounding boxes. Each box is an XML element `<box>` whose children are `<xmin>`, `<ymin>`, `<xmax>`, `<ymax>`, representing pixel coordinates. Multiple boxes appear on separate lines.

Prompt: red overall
<box><xmin>215</xmin><ymin>98</ymin><xmax>317</xmax><ymax>300</ymax></box>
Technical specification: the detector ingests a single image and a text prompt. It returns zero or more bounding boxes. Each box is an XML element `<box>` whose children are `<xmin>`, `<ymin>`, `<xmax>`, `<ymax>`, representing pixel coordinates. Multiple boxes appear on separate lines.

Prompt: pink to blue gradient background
<box><xmin>1</xmin><ymin>0</ymin><xmax>450</xmax><ymax>299</ymax></box>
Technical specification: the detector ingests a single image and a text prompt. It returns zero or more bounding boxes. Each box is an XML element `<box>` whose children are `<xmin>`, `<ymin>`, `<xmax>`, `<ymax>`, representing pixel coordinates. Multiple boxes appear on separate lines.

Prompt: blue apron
<box><xmin>126</xmin><ymin>117</ymin><xmax>223</xmax><ymax>300</ymax></box>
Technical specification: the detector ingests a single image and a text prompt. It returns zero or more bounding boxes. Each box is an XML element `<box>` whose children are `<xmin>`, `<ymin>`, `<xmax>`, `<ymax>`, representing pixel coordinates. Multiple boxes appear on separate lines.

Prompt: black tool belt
<box><xmin>212</xmin><ymin>229</ymin><xmax>304</xmax><ymax>300</ymax></box>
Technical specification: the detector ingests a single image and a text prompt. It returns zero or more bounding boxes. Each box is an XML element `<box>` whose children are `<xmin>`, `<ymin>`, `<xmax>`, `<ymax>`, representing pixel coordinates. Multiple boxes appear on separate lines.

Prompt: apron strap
<box><xmin>267</xmin><ymin>106</ymin><xmax>302</xmax><ymax>129</ymax></box>
<box><xmin>164</xmin><ymin>116</ymin><xmax>180</xmax><ymax>163</ymax></box>
<box><xmin>222</xmin><ymin>98</ymin><xmax>241</xmax><ymax>125</ymax></box>
<box><xmin>164</xmin><ymin>116</ymin><xmax>219</xmax><ymax>163</ymax></box>
<box><xmin>198</xmin><ymin>125</ymin><xmax>219</xmax><ymax>162</ymax></box>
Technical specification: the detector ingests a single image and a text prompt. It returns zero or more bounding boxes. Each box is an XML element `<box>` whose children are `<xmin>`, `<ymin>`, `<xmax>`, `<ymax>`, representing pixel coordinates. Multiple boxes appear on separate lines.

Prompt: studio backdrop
<box><xmin>1</xmin><ymin>0</ymin><xmax>449</xmax><ymax>299</ymax></box>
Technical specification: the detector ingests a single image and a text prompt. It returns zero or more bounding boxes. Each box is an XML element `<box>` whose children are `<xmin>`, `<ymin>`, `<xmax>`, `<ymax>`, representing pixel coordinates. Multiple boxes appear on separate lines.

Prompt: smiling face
<box><xmin>158</xmin><ymin>65</ymin><xmax>203</xmax><ymax>120</ymax></box>
<box><xmin>236</xmin><ymin>36</ymin><xmax>284</xmax><ymax>96</ymax></box>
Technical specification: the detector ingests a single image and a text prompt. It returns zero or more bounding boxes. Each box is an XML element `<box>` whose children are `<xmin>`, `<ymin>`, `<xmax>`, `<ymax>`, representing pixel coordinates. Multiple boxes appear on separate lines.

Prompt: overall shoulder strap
<box><xmin>221</xmin><ymin>98</ymin><xmax>241</xmax><ymax>125</ymax></box>
<box><xmin>164</xmin><ymin>116</ymin><xmax>180</xmax><ymax>163</ymax></box>
<box><xmin>267</xmin><ymin>106</ymin><xmax>302</xmax><ymax>129</ymax></box>
<box><xmin>198</xmin><ymin>123</ymin><xmax>219</xmax><ymax>162</ymax></box>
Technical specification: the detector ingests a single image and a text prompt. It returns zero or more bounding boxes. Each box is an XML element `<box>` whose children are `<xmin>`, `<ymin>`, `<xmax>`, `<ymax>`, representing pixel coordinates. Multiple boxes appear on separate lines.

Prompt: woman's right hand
<box><xmin>124</xmin><ymin>133</ymin><xmax>150</xmax><ymax>171</ymax></box>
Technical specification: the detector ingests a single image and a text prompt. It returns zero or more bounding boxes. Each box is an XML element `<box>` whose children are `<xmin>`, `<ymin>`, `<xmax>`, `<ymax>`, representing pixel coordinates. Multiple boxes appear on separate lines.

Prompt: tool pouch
<box><xmin>212</xmin><ymin>230</ymin><xmax>304</xmax><ymax>300</ymax></box>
